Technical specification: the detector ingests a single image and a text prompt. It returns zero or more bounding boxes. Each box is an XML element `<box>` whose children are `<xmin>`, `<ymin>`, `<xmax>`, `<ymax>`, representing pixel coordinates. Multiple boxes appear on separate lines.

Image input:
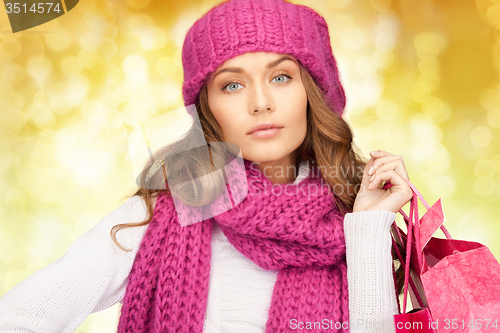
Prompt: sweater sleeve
<box><xmin>343</xmin><ymin>210</ymin><xmax>400</xmax><ymax>333</ymax></box>
<box><xmin>0</xmin><ymin>195</ymin><xmax>150</xmax><ymax>333</ymax></box>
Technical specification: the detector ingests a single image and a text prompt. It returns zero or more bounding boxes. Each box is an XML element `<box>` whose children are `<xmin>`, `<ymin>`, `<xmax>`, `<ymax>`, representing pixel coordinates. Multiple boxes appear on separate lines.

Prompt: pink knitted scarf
<box><xmin>117</xmin><ymin>159</ymin><xmax>350</xmax><ymax>332</ymax></box>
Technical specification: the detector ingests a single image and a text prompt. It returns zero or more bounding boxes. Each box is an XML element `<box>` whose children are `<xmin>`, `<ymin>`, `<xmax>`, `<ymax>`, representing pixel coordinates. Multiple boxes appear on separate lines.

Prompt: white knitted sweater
<box><xmin>0</xmin><ymin>162</ymin><xmax>400</xmax><ymax>332</ymax></box>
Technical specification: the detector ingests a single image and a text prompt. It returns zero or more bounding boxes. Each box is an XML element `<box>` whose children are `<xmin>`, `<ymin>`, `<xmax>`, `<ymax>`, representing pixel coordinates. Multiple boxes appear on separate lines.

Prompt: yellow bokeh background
<box><xmin>1</xmin><ymin>0</ymin><xmax>500</xmax><ymax>331</ymax></box>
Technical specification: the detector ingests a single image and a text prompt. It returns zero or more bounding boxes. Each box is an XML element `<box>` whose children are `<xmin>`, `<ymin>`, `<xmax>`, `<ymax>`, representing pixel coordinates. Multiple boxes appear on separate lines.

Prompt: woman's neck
<box><xmin>251</xmin><ymin>156</ymin><xmax>300</xmax><ymax>185</ymax></box>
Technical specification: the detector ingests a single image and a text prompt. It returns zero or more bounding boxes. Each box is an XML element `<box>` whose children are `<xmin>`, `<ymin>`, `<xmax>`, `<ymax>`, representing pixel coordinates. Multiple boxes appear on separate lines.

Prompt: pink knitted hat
<box><xmin>181</xmin><ymin>0</ymin><xmax>347</xmax><ymax>117</ymax></box>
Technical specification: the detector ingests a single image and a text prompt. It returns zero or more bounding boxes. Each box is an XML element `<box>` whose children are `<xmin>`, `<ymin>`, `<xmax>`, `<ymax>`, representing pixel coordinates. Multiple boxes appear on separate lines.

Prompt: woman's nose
<box><xmin>248</xmin><ymin>83</ymin><xmax>275</xmax><ymax>114</ymax></box>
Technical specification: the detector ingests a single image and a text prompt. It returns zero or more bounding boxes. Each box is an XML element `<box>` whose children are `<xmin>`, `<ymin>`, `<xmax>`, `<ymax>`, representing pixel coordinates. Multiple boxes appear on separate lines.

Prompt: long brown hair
<box><xmin>110</xmin><ymin>60</ymin><xmax>406</xmax><ymax>296</ymax></box>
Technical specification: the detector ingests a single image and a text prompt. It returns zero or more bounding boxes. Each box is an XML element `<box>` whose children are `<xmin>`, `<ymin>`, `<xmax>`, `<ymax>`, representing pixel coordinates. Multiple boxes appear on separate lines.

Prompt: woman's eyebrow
<box><xmin>211</xmin><ymin>56</ymin><xmax>297</xmax><ymax>81</ymax></box>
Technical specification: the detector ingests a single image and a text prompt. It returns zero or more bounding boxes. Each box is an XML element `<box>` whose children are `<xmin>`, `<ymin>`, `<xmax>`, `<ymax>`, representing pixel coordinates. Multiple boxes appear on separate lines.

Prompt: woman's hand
<box><xmin>352</xmin><ymin>150</ymin><xmax>413</xmax><ymax>214</ymax></box>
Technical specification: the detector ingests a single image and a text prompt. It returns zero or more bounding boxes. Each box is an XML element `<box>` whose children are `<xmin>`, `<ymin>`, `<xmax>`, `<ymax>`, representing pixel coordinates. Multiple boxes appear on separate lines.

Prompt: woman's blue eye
<box><xmin>222</xmin><ymin>74</ymin><xmax>291</xmax><ymax>93</ymax></box>
<box><xmin>271</xmin><ymin>74</ymin><xmax>291</xmax><ymax>84</ymax></box>
<box><xmin>225</xmin><ymin>82</ymin><xmax>243</xmax><ymax>92</ymax></box>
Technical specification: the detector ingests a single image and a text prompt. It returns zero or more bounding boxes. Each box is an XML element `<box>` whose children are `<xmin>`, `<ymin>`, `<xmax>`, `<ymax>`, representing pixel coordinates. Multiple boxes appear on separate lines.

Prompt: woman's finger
<box><xmin>369</xmin><ymin>154</ymin><xmax>409</xmax><ymax>179</ymax></box>
<box><xmin>368</xmin><ymin>169</ymin><xmax>412</xmax><ymax>200</ymax></box>
<box><xmin>369</xmin><ymin>150</ymin><xmax>394</xmax><ymax>158</ymax></box>
<box><xmin>369</xmin><ymin>159</ymin><xmax>409</xmax><ymax>182</ymax></box>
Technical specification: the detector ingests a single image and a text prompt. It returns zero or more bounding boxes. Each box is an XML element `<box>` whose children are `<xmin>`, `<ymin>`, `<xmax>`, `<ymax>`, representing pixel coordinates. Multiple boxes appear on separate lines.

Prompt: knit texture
<box><xmin>117</xmin><ymin>159</ymin><xmax>350</xmax><ymax>332</ymax></box>
<box><xmin>181</xmin><ymin>0</ymin><xmax>347</xmax><ymax>117</ymax></box>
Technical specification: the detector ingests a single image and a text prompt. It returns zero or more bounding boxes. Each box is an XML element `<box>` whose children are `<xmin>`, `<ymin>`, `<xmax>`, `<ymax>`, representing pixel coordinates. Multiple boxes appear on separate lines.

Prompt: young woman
<box><xmin>0</xmin><ymin>0</ymin><xmax>414</xmax><ymax>332</ymax></box>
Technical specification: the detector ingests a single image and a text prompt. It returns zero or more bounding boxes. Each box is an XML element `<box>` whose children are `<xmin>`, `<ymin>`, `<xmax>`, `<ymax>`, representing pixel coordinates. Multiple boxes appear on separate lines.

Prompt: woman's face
<box><xmin>206</xmin><ymin>52</ymin><xmax>308</xmax><ymax>174</ymax></box>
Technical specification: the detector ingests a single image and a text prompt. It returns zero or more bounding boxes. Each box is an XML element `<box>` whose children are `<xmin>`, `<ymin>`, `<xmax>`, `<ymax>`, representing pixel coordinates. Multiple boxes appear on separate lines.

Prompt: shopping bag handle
<box><xmin>387</xmin><ymin>178</ymin><xmax>453</xmax><ymax>313</ymax></box>
<box><xmin>398</xmin><ymin>179</ymin><xmax>452</xmax><ymax>239</ymax></box>
<box><xmin>385</xmin><ymin>179</ymin><xmax>452</xmax><ymax>250</ymax></box>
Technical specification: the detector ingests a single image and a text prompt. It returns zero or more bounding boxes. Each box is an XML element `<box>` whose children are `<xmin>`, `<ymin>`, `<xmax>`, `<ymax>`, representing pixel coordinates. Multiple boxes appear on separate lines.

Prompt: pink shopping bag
<box><xmin>387</xmin><ymin>179</ymin><xmax>500</xmax><ymax>333</ymax></box>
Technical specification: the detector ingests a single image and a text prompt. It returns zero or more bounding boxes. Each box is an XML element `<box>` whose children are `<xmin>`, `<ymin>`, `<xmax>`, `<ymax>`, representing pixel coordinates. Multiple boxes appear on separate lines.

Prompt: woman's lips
<box><xmin>248</xmin><ymin>127</ymin><xmax>283</xmax><ymax>138</ymax></box>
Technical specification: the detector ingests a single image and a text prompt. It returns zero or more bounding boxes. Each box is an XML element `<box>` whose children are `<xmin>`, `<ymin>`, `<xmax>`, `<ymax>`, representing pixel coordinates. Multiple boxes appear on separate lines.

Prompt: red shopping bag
<box><xmin>388</xmin><ymin>179</ymin><xmax>500</xmax><ymax>333</ymax></box>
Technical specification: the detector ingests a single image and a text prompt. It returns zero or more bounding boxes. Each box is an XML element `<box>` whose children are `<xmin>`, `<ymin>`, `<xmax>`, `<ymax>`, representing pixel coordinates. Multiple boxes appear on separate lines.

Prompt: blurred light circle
<box><xmin>0</xmin><ymin>29</ymin><xmax>21</xmax><ymax>42</ymax></box>
<box><xmin>29</xmin><ymin>142</ymin><xmax>51</xmax><ymax>168</ymax></box>
<box><xmin>52</xmin><ymin>94</ymin><xmax>73</xmax><ymax>115</ymax></box>
<box><xmin>414</xmin><ymin>31</ymin><xmax>448</xmax><ymax>56</ymax></box>
<box><xmin>162</xmin><ymin>79</ymin><xmax>182</xmax><ymax>107</ymax></box>
<box><xmin>75</xmin><ymin>120</ymin><xmax>94</xmax><ymax>142</ymax></box>
<box><xmin>486</xmin><ymin>5</ymin><xmax>500</xmax><ymax>26</ymax></box>
<box><xmin>33</xmin><ymin>91</ymin><xmax>52</xmax><ymax>111</ymax></box>
<box><xmin>100</xmin><ymin>39</ymin><xmax>118</xmax><ymax>59</ymax></box>
<box><xmin>473</xmin><ymin>178</ymin><xmax>496</xmax><ymax>197</ymax></box>
<box><xmin>470</xmin><ymin>126</ymin><xmax>492</xmax><ymax>147</ymax></box>
<box><xmin>480</xmin><ymin>89</ymin><xmax>500</xmax><ymax>110</ymax></box>
<box><xmin>2</xmin><ymin>63</ymin><xmax>25</xmax><ymax>85</ymax></box>
<box><xmin>493</xmin><ymin>153</ymin><xmax>500</xmax><ymax>174</ymax></box>
<box><xmin>475</xmin><ymin>160</ymin><xmax>496</xmax><ymax>179</ymax></box>
<box><xmin>105</xmin><ymin>125</ymin><xmax>127</xmax><ymax>142</ymax></box>
<box><xmin>326</xmin><ymin>0</ymin><xmax>351</xmax><ymax>9</ymax></box>
<box><xmin>123</xmin><ymin>55</ymin><xmax>148</xmax><ymax>87</ymax></box>
<box><xmin>78</xmin><ymin>49</ymin><xmax>100</xmax><ymax>69</ymax></box>
<box><xmin>61</xmin><ymin>56</ymin><xmax>82</xmax><ymax>77</ymax></box>
<box><xmin>81</xmin><ymin>99</ymin><xmax>107</xmax><ymax>124</ymax></box>
<box><xmin>459</xmin><ymin>206</ymin><xmax>500</xmax><ymax>249</ymax></box>
<box><xmin>105</xmin><ymin>63</ymin><xmax>121</xmax><ymax>85</ymax></box>
<box><xmin>157</xmin><ymin>57</ymin><xmax>177</xmax><ymax>78</ymax></box>
<box><xmin>80</xmin><ymin>32</ymin><xmax>103</xmax><ymax>52</ymax></box>
<box><xmin>369</xmin><ymin>120</ymin><xmax>390</xmax><ymax>141</ymax></box>
<box><xmin>370</xmin><ymin>0</ymin><xmax>391</xmax><ymax>11</ymax></box>
<box><xmin>0</xmin><ymin>151</ymin><xmax>21</xmax><ymax>171</ymax></box>
<box><xmin>418</xmin><ymin>56</ymin><xmax>440</xmax><ymax>73</ymax></box>
<box><xmin>4</xmin><ymin>189</ymin><xmax>27</xmax><ymax>210</ymax></box>
<box><xmin>43</xmin><ymin>29</ymin><xmax>72</xmax><ymax>51</ymax></box>
<box><xmin>375</xmin><ymin>10</ymin><xmax>399</xmax><ymax>51</ymax></box>
<box><xmin>495</xmin><ymin>27</ymin><xmax>500</xmax><ymax>42</ymax></box>
<box><xmin>419</xmin><ymin>172</ymin><xmax>456</xmax><ymax>199</ymax></box>
<box><xmin>0</xmin><ymin>40</ymin><xmax>22</xmax><ymax>58</ymax></box>
<box><xmin>411</xmin><ymin>113</ymin><xmax>443</xmax><ymax>142</ymax></box>
<box><xmin>373</xmin><ymin>49</ymin><xmax>394</xmax><ymax>69</ymax></box>
<box><xmin>434</xmin><ymin>175</ymin><xmax>456</xmax><ymax>199</ymax></box>
<box><xmin>356</xmin><ymin>56</ymin><xmax>377</xmax><ymax>77</ymax></box>
<box><xmin>104</xmin><ymin>25</ymin><xmax>118</xmax><ymax>40</ymax></box>
<box><xmin>174</xmin><ymin>49</ymin><xmax>182</xmax><ymax>68</ymax></box>
<box><xmin>55</xmin><ymin>127</ymin><xmax>77</xmax><ymax>147</ymax></box>
<box><xmin>38</xmin><ymin>130</ymin><xmax>56</xmax><ymax>146</ymax></box>
<box><xmin>127</xmin><ymin>14</ymin><xmax>159</xmax><ymax>50</ymax></box>
<box><xmin>26</xmin><ymin>55</ymin><xmax>53</xmax><ymax>85</ymax></box>
<box><xmin>419</xmin><ymin>72</ymin><xmax>440</xmax><ymax>91</ymax></box>
<box><xmin>5</xmin><ymin>109</ymin><xmax>27</xmax><ymax>130</ymax></box>
<box><xmin>97</xmin><ymin>138</ymin><xmax>117</xmax><ymax>154</ymax></box>
<box><xmin>101</xmin><ymin>91</ymin><xmax>121</xmax><ymax>110</ymax></box>
<box><xmin>427</xmin><ymin>157</ymin><xmax>450</xmax><ymax>174</ymax></box>
<box><xmin>388</xmin><ymin>124</ymin><xmax>406</xmax><ymax>147</ymax></box>
<box><xmin>341</xmin><ymin>28</ymin><xmax>366</xmax><ymax>50</ymax></box>
<box><xmin>0</xmin><ymin>48</ymin><xmax>13</xmax><ymax>66</ymax></box>
<box><xmin>410</xmin><ymin>82</ymin><xmax>432</xmax><ymax>103</ymax></box>
<box><xmin>55</xmin><ymin>145</ymin><xmax>77</xmax><ymax>165</ymax></box>
<box><xmin>9</xmin><ymin>92</ymin><xmax>24</xmax><ymax>109</ymax></box>
<box><xmin>363</xmin><ymin>74</ymin><xmax>385</xmax><ymax>104</ymax></box>
<box><xmin>17</xmin><ymin>165</ymin><xmax>48</xmax><ymax>192</ymax></box>
<box><xmin>422</xmin><ymin>96</ymin><xmax>445</xmax><ymax>117</ymax></box>
<box><xmin>77</xmin><ymin>0</ymin><xmax>96</xmax><ymax>11</ymax></box>
<box><xmin>487</xmin><ymin>107</ymin><xmax>500</xmax><ymax>127</ymax></box>
<box><xmin>428</xmin><ymin>143</ymin><xmax>448</xmax><ymax>162</ymax></box>
<box><xmin>127</xmin><ymin>0</ymin><xmax>151</xmax><ymax>9</ymax></box>
<box><xmin>353</xmin><ymin>127</ymin><xmax>372</xmax><ymax>148</ymax></box>
<box><xmin>34</xmin><ymin>111</ymin><xmax>56</xmax><ymax>131</ymax></box>
<box><xmin>105</xmin><ymin>110</ymin><xmax>124</xmax><ymax>129</ymax></box>
<box><xmin>67</xmin><ymin>74</ymin><xmax>90</xmax><ymax>104</ymax></box>
<box><xmin>376</xmin><ymin>99</ymin><xmax>398</xmax><ymax>121</ymax></box>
